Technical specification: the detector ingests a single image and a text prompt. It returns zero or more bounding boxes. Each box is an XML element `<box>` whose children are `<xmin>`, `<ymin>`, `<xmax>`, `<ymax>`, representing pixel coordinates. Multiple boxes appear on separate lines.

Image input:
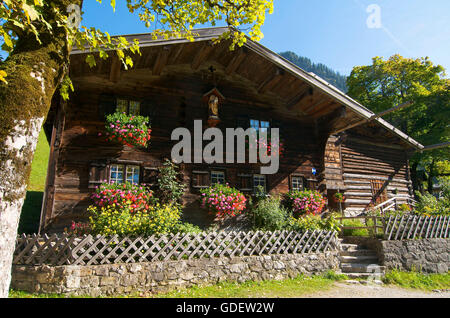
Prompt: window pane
<box><xmin>260</xmin><ymin>121</ymin><xmax>270</xmax><ymax>133</ymax></box>
<box><xmin>250</xmin><ymin>119</ymin><xmax>260</xmax><ymax>131</ymax></box>
<box><xmin>110</xmin><ymin>164</ymin><xmax>124</xmax><ymax>184</ymax></box>
<box><xmin>211</xmin><ymin>171</ymin><xmax>225</xmax><ymax>185</ymax></box>
<box><xmin>116</xmin><ymin>99</ymin><xmax>128</xmax><ymax>114</ymax></box>
<box><xmin>126</xmin><ymin>165</ymin><xmax>140</xmax><ymax>184</ymax></box>
<box><xmin>292</xmin><ymin>176</ymin><xmax>304</xmax><ymax>191</ymax></box>
<box><xmin>253</xmin><ymin>174</ymin><xmax>266</xmax><ymax>192</ymax></box>
<box><xmin>129</xmin><ymin>101</ymin><xmax>140</xmax><ymax>116</ymax></box>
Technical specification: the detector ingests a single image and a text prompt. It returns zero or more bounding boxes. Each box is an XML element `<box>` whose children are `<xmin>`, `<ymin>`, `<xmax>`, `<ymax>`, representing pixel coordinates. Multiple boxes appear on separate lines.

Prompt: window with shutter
<box><xmin>237</xmin><ymin>173</ymin><xmax>253</xmax><ymax>192</ymax></box>
<box><xmin>143</xmin><ymin>167</ymin><xmax>159</xmax><ymax>186</ymax></box>
<box><xmin>290</xmin><ymin>175</ymin><xmax>306</xmax><ymax>191</ymax></box>
<box><xmin>192</xmin><ymin>171</ymin><xmax>210</xmax><ymax>189</ymax></box>
<box><xmin>98</xmin><ymin>95</ymin><xmax>117</xmax><ymax>120</ymax></box>
<box><xmin>88</xmin><ymin>162</ymin><xmax>108</xmax><ymax>189</ymax></box>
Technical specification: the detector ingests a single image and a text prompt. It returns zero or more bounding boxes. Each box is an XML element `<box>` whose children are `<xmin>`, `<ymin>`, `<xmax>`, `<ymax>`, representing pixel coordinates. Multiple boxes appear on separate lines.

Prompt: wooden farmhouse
<box><xmin>38</xmin><ymin>27</ymin><xmax>424</xmax><ymax>233</ymax></box>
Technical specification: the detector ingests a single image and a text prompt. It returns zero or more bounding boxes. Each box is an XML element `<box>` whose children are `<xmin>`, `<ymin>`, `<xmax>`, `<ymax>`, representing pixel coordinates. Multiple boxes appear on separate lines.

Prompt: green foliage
<box><xmin>340</xmin><ymin>219</ymin><xmax>368</xmax><ymax>237</ymax></box>
<box><xmin>251</xmin><ymin>196</ymin><xmax>289</xmax><ymax>231</ymax></box>
<box><xmin>88</xmin><ymin>203</ymin><xmax>180</xmax><ymax>236</ymax></box>
<box><xmin>346</xmin><ymin>55</ymin><xmax>450</xmax><ymax>189</ymax></box>
<box><xmin>322</xmin><ymin>270</ymin><xmax>349</xmax><ymax>281</ymax></box>
<box><xmin>172</xmin><ymin>222</ymin><xmax>202</xmax><ymax>234</ymax></box>
<box><xmin>383</xmin><ymin>269</ymin><xmax>450</xmax><ymax>291</ymax></box>
<box><xmin>287</xmin><ymin>214</ymin><xmax>341</xmax><ymax>232</ymax></box>
<box><xmin>415</xmin><ymin>190</ymin><xmax>450</xmax><ymax>216</ymax></box>
<box><xmin>155</xmin><ymin>159</ymin><xmax>186</xmax><ymax>208</ymax></box>
<box><xmin>0</xmin><ymin>0</ymin><xmax>274</xmax><ymax>92</ymax></box>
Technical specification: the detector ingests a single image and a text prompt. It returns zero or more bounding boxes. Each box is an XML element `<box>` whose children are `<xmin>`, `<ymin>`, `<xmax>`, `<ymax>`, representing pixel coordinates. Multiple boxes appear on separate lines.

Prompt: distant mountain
<box><xmin>279</xmin><ymin>51</ymin><xmax>348</xmax><ymax>93</ymax></box>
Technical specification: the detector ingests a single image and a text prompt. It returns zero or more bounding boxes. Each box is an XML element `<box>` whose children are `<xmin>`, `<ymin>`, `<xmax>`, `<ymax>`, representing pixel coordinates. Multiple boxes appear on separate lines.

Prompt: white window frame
<box><xmin>291</xmin><ymin>176</ymin><xmax>304</xmax><ymax>191</ymax></box>
<box><xmin>211</xmin><ymin>170</ymin><xmax>225</xmax><ymax>185</ymax></box>
<box><xmin>109</xmin><ymin>164</ymin><xmax>140</xmax><ymax>184</ymax></box>
<box><xmin>253</xmin><ymin>174</ymin><xmax>266</xmax><ymax>193</ymax></box>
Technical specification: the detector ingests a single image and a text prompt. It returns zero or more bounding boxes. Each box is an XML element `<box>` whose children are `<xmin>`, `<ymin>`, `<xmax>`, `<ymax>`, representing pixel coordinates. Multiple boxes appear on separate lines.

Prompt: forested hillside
<box><xmin>279</xmin><ymin>51</ymin><xmax>348</xmax><ymax>92</ymax></box>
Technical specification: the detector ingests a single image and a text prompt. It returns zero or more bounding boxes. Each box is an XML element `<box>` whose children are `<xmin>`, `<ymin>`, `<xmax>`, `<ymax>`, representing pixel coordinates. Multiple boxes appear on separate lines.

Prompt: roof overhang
<box><xmin>71</xmin><ymin>27</ymin><xmax>424</xmax><ymax>150</ymax></box>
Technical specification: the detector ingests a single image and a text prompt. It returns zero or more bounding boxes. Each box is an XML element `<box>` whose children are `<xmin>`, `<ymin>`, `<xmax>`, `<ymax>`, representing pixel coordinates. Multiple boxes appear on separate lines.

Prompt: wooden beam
<box><xmin>372</xmin><ymin>101</ymin><xmax>414</xmax><ymax>119</ymax></box>
<box><xmin>168</xmin><ymin>43</ymin><xmax>185</xmax><ymax>65</ymax></box>
<box><xmin>191</xmin><ymin>41</ymin><xmax>215</xmax><ymax>70</ymax></box>
<box><xmin>258</xmin><ymin>69</ymin><xmax>284</xmax><ymax>94</ymax></box>
<box><xmin>152</xmin><ymin>46</ymin><xmax>170</xmax><ymax>75</ymax></box>
<box><xmin>421</xmin><ymin>142</ymin><xmax>450</xmax><ymax>152</ymax></box>
<box><xmin>302</xmin><ymin>95</ymin><xmax>330</xmax><ymax>114</ymax></box>
<box><xmin>109</xmin><ymin>55</ymin><xmax>121</xmax><ymax>83</ymax></box>
<box><xmin>225</xmin><ymin>48</ymin><xmax>246</xmax><ymax>75</ymax></box>
<box><xmin>331</xmin><ymin>101</ymin><xmax>414</xmax><ymax>135</ymax></box>
<box><xmin>286</xmin><ymin>85</ymin><xmax>312</xmax><ymax>110</ymax></box>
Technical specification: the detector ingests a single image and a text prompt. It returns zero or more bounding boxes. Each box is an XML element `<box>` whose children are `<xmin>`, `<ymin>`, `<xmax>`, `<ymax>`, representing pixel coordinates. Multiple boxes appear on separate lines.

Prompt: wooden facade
<box><xmin>39</xmin><ymin>28</ymin><xmax>423</xmax><ymax>232</ymax></box>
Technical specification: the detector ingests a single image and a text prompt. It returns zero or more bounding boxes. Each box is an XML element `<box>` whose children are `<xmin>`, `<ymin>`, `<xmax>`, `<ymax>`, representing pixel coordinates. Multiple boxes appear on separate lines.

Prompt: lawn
<box><xmin>17</xmin><ymin>129</ymin><xmax>49</xmax><ymax>234</ymax></box>
<box><xmin>382</xmin><ymin>269</ymin><xmax>450</xmax><ymax>291</ymax></box>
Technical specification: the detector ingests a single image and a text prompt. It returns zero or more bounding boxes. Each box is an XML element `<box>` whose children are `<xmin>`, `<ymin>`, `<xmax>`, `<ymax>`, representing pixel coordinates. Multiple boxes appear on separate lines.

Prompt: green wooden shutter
<box><xmin>98</xmin><ymin>95</ymin><xmax>117</xmax><ymax>121</ymax></box>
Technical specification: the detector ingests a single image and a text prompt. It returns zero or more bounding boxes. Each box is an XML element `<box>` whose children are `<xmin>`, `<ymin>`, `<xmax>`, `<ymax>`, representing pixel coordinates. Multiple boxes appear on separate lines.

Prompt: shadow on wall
<box><xmin>18</xmin><ymin>191</ymin><xmax>43</xmax><ymax>235</ymax></box>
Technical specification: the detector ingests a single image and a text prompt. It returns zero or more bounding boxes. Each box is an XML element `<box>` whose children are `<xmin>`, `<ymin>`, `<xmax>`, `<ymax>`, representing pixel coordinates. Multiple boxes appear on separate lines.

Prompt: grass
<box><xmin>382</xmin><ymin>269</ymin><xmax>450</xmax><ymax>291</ymax></box>
<box><xmin>9</xmin><ymin>271</ymin><xmax>347</xmax><ymax>298</ymax></box>
<box><xmin>18</xmin><ymin>130</ymin><xmax>49</xmax><ymax>234</ymax></box>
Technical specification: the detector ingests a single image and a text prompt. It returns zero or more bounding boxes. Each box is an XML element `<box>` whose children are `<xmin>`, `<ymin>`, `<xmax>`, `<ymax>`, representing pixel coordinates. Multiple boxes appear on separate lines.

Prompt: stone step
<box><xmin>341</xmin><ymin>263</ymin><xmax>385</xmax><ymax>274</ymax></box>
<box><xmin>340</xmin><ymin>249</ymin><xmax>378</xmax><ymax>257</ymax></box>
<box><xmin>345</xmin><ymin>273</ymin><xmax>384</xmax><ymax>280</ymax></box>
<box><xmin>340</xmin><ymin>244</ymin><xmax>368</xmax><ymax>252</ymax></box>
<box><xmin>339</xmin><ymin>255</ymin><xmax>379</xmax><ymax>264</ymax></box>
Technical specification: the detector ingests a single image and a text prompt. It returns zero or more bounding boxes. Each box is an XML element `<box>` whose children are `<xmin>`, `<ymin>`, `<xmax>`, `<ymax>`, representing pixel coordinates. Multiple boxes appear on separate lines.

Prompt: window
<box><xmin>192</xmin><ymin>171</ymin><xmax>210</xmax><ymax>189</ymax></box>
<box><xmin>109</xmin><ymin>164</ymin><xmax>140</xmax><ymax>184</ymax></box>
<box><xmin>211</xmin><ymin>171</ymin><xmax>225</xmax><ymax>185</ymax></box>
<box><xmin>253</xmin><ymin>174</ymin><xmax>266</xmax><ymax>192</ymax></box>
<box><xmin>250</xmin><ymin>119</ymin><xmax>270</xmax><ymax>132</ymax></box>
<box><xmin>116</xmin><ymin>99</ymin><xmax>141</xmax><ymax>115</ymax></box>
<box><xmin>291</xmin><ymin>176</ymin><xmax>305</xmax><ymax>191</ymax></box>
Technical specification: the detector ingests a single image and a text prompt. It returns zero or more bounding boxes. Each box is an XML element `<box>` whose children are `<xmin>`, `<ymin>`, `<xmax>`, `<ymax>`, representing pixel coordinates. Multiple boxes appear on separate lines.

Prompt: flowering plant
<box><xmin>284</xmin><ymin>190</ymin><xmax>326</xmax><ymax>216</ymax></box>
<box><xmin>88</xmin><ymin>203</ymin><xmax>180</xmax><ymax>236</ymax></box>
<box><xmin>90</xmin><ymin>182</ymin><xmax>154</xmax><ymax>213</ymax></box>
<box><xmin>200</xmin><ymin>183</ymin><xmax>247</xmax><ymax>218</ymax></box>
<box><xmin>104</xmin><ymin>112</ymin><xmax>151</xmax><ymax>148</ymax></box>
<box><xmin>333</xmin><ymin>192</ymin><xmax>345</xmax><ymax>203</ymax></box>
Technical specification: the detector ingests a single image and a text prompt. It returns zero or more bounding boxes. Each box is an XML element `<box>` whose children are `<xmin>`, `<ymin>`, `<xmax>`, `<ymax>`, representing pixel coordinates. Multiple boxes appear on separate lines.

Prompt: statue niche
<box><xmin>203</xmin><ymin>88</ymin><xmax>225</xmax><ymax>127</ymax></box>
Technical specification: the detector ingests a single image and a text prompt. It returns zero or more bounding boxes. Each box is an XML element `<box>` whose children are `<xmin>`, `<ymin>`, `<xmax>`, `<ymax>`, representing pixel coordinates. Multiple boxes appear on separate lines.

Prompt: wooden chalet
<box><xmin>39</xmin><ymin>27</ymin><xmax>424</xmax><ymax>232</ymax></box>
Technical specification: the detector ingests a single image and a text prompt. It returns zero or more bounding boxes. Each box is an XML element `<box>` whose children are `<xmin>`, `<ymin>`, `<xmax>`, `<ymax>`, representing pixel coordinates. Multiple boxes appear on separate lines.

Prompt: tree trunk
<box><xmin>0</xmin><ymin>0</ymin><xmax>83</xmax><ymax>298</ymax></box>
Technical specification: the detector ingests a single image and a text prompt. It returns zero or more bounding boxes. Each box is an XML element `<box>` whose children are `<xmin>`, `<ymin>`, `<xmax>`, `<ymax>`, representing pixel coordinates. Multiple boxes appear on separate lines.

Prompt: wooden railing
<box><xmin>336</xmin><ymin>215</ymin><xmax>450</xmax><ymax>240</ymax></box>
<box><xmin>13</xmin><ymin>230</ymin><xmax>339</xmax><ymax>266</ymax></box>
<box><xmin>369</xmin><ymin>197</ymin><xmax>417</xmax><ymax>215</ymax></box>
<box><xmin>383</xmin><ymin>215</ymin><xmax>449</xmax><ymax>240</ymax></box>
<box><xmin>336</xmin><ymin>216</ymin><xmax>384</xmax><ymax>238</ymax></box>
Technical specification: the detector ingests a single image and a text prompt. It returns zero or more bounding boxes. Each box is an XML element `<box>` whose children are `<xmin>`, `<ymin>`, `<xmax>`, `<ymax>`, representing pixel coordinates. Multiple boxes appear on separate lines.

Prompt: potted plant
<box><xmin>104</xmin><ymin>112</ymin><xmax>151</xmax><ymax>148</ymax></box>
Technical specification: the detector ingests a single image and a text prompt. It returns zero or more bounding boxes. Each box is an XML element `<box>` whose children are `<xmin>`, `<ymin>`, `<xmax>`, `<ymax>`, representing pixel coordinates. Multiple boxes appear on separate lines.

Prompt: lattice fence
<box><xmin>13</xmin><ymin>230</ymin><xmax>338</xmax><ymax>266</ymax></box>
<box><xmin>383</xmin><ymin>215</ymin><xmax>450</xmax><ymax>240</ymax></box>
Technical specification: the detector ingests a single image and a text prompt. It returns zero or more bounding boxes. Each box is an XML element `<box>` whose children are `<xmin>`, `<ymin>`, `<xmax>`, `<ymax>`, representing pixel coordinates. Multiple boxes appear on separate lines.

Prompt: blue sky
<box><xmin>81</xmin><ymin>0</ymin><xmax>450</xmax><ymax>76</ymax></box>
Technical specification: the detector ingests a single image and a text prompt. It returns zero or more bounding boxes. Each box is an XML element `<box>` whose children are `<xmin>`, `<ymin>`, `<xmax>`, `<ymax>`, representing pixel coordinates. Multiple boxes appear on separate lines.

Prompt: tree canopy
<box><xmin>0</xmin><ymin>0</ymin><xmax>274</xmax><ymax>95</ymax></box>
<box><xmin>347</xmin><ymin>54</ymin><xmax>450</xmax><ymax>193</ymax></box>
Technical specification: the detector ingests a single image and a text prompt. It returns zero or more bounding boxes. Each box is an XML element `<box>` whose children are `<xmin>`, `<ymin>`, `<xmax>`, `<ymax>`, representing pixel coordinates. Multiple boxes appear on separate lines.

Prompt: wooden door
<box><xmin>370</xmin><ymin>179</ymin><xmax>388</xmax><ymax>205</ymax></box>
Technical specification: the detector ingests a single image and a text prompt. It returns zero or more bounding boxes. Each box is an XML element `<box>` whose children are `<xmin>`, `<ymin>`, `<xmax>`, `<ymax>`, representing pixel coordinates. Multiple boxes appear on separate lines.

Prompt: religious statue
<box><xmin>208</xmin><ymin>94</ymin><xmax>219</xmax><ymax>118</ymax></box>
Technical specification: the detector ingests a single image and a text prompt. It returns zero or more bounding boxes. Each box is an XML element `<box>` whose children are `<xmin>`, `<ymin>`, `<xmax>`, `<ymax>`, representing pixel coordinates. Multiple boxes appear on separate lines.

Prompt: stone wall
<box><xmin>11</xmin><ymin>252</ymin><xmax>339</xmax><ymax>296</ymax></box>
<box><xmin>378</xmin><ymin>238</ymin><xmax>449</xmax><ymax>273</ymax></box>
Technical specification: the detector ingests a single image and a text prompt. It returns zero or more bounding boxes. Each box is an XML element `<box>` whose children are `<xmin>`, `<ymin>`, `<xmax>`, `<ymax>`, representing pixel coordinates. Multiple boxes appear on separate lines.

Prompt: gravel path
<box><xmin>303</xmin><ymin>282</ymin><xmax>450</xmax><ymax>298</ymax></box>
